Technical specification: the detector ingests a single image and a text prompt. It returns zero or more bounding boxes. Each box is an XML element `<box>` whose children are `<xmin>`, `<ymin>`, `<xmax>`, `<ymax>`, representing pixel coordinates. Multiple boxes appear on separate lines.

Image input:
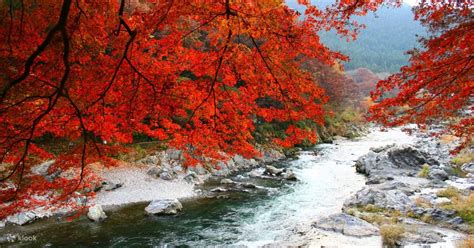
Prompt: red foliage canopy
<box><xmin>369</xmin><ymin>0</ymin><xmax>473</xmax><ymax>151</ymax></box>
<box><xmin>0</xmin><ymin>0</ymin><xmax>383</xmax><ymax>217</ymax></box>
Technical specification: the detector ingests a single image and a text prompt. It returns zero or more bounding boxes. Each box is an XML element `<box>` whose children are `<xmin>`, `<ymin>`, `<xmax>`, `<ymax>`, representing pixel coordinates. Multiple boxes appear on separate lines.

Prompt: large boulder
<box><xmin>87</xmin><ymin>205</ymin><xmax>107</xmax><ymax>222</ymax></box>
<box><xmin>428</xmin><ymin>168</ymin><xmax>449</xmax><ymax>181</ymax></box>
<box><xmin>355</xmin><ymin>145</ymin><xmax>437</xmax><ymax>179</ymax></box>
<box><xmin>282</xmin><ymin>169</ymin><xmax>297</xmax><ymax>181</ymax></box>
<box><xmin>146</xmin><ymin>167</ymin><xmax>162</xmax><ymax>178</ymax></box>
<box><xmin>461</xmin><ymin>162</ymin><xmax>474</xmax><ymax>174</ymax></box>
<box><xmin>145</xmin><ymin>199</ymin><xmax>183</xmax><ymax>215</ymax></box>
<box><xmin>264</xmin><ymin>165</ymin><xmax>284</xmax><ymax>176</ymax></box>
<box><xmin>6</xmin><ymin>211</ymin><xmax>37</xmax><ymax>225</ymax></box>
<box><xmin>313</xmin><ymin>213</ymin><xmax>379</xmax><ymax>237</ymax></box>
<box><xmin>259</xmin><ymin>148</ymin><xmax>286</xmax><ymax>164</ymax></box>
<box><xmin>232</xmin><ymin>155</ymin><xmax>258</xmax><ymax>170</ymax></box>
<box><xmin>425</xmin><ymin>208</ymin><xmax>456</xmax><ymax>222</ymax></box>
<box><xmin>387</xmin><ymin>145</ymin><xmax>436</xmax><ymax>169</ymax></box>
<box><xmin>344</xmin><ymin>188</ymin><xmax>415</xmax><ymax>212</ymax></box>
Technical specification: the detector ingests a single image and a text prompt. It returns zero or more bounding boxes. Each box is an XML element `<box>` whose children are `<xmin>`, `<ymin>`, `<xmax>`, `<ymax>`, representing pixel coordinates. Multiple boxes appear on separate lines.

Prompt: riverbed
<box><xmin>1</xmin><ymin>128</ymin><xmax>422</xmax><ymax>247</ymax></box>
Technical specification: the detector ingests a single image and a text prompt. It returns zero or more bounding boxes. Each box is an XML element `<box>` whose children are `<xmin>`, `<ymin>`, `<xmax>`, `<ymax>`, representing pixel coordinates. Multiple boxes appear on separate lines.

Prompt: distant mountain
<box><xmin>286</xmin><ymin>1</ymin><xmax>426</xmax><ymax>73</ymax></box>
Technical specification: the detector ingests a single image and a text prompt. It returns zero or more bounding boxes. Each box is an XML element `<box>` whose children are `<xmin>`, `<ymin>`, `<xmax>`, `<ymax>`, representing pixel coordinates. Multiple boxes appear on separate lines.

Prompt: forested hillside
<box><xmin>287</xmin><ymin>1</ymin><xmax>425</xmax><ymax>73</ymax></box>
<box><xmin>322</xmin><ymin>5</ymin><xmax>425</xmax><ymax>73</ymax></box>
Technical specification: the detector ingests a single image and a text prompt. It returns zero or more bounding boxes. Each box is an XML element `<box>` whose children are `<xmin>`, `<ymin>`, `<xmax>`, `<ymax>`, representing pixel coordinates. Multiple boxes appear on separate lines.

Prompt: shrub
<box><xmin>456</xmin><ymin>235</ymin><xmax>474</xmax><ymax>248</ymax></box>
<box><xmin>452</xmin><ymin>151</ymin><xmax>474</xmax><ymax>166</ymax></box>
<box><xmin>363</xmin><ymin>204</ymin><xmax>385</xmax><ymax>213</ymax></box>
<box><xmin>452</xmin><ymin>193</ymin><xmax>474</xmax><ymax>225</ymax></box>
<box><xmin>414</xmin><ymin>197</ymin><xmax>432</xmax><ymax>208</ymax></box>
<box><xmin>418</xmin><ymin>164</ymin><xmax>430</xmax><ymax>178</ymax></box>
<box><xmin>437</xmin><ymin>186</ymin><xmax>461</xmax><ymax>199</ymax></box>
<box><xmin>380</xmin><ymin>224</ymin><xmax>405</xmax><ymax>247</ymax></box>
<box><xmin>360</xmin><ymin>213</ymin><xmax>390</xmax><ymax>225</ymax></box>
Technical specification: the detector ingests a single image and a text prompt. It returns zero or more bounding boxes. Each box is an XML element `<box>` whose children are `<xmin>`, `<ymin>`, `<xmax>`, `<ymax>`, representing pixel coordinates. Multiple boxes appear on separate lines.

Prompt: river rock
<box><xmin>431</xmin><ymin>197</ymin><xmax>451</xmax><ymax>205</ymax></box>
<box><xmin>344</xmin><ymin>188</ymin><xmax>415</xmax><ymax>212</ymax></box>
<box><xmin>232</xmin><ymin>155</ymin><xmax>258</xmax><ymax>169</ymax></box>
<box><xmin>31</xmin><ymin>160</ymin><xmax>55</xmax><ymax>176</ymax></box>
<box><xmin>447</xmin><ymin>216</ymin><xmax>464</xmax><ymax>225</ymax></box>
<box><xmin>355</xmin><ymin>145</ymin><xmax>435</xmax><ymax>179</ymax></box>
<box><xmin>87</xmin><ymin>205</ymin><xmax>107</xmax><ymax>222</ymax></box>
<box><xmin>282</xmin><ymin>169</ymin><xmax>297</xmax><ymax>181</ymax></box>
<box><xmin>102</xmin><ymin>181</ymin><xmax>122</xmax><ymax>191</ymax></box>
<box><xmin>141</xmin><ymin>155</ymin><xmax>160</xmax><ymax>166</ymax></box>
<box><xmin>145</xmin><ymin>199</ymin><xmax>183</xmax><ymax>215</ymax></box>
<box><xmin>313</xmin><ymin>213</ymin><xmax>379</xmax><ymax>237</ymax></box>
<box><xmin>446</xmin><ymin>177</ymin><xmax>474</xmax><ymax>190</ymax></box>
<box><xmin>188</xmin><ymin>165</ymin><xmax>208</xmax><ymax>176</ymax></box>
<box><xmin>183</xmin><ymin>172</ymin><xmax>203</xmax><ymax>184</ymax></box>
<box><xmin>264</xmin><ymin>165</ymin><xmax>284</xmax><ymax>176</ymax></box>
<box><xmin>160</xmin><ymin>171</ymin><xmax>174</xmax><ymax>180</ymax></box>
<box><xmin>370</xmin><ymin>144</ymin><xmax>395</xmax><ymax>153</ymax></box>
<box><xmin>240</xmin><ymin>182</ymin><xmax>257</xmax><ymax>189</ymax></box>
<box><xmin>388</xmin><ymin>145</ymin><xmax>437</xmax><ymax>168</ymax></box>
<box><xmin>461</xmin><ymin>162</ymin><xmax>474</xmax><ymax>174</ymax></box>
<box><xmin>165</xmin><ymin>149</ymin><xmax>182</xmax><ymax>161</ymax></box>
<box><xmin>428</xmin><ymin>168</ymin><xmax>449</xmax><ymax>181</ymax></box>
<box><xmin>6</xmin><ymin>211</ymin><xmax>37</xmax><ymax>225</ymax></box>
<box><xmin>220</xmin><ymin>178</ymin><xmax>235</xmax><ymax>184</ymax></box>
<box><xmin>212</xmin><ymin>166</ymin><xmax>231</xmax><ymax>177</ymax></box>
<box><xmin>403</xmin><ymin>227</ymin><xmax>445</xmax><ymax>244</ymax></box>
<box><xmin>425</xmin><ymin>208</ymin><xmax>455</xmax><ymax>222</ymax></box>
<box><xmin>366</xmin><ymin>175</ymin><xmax>394</xmax><ymax>185</ymax></box>
<box><xmin>259</xmin><ymin>148</ymin><xmax>286</xmax><ymax>164</ymax></box>
<box><xmin>147</xmin><ymin>167</ymin><xmax>162</xmax><ymax>178</ymax></box>
<box><xmin>377</xmin><ymin>181</ymin><xmax>418</xmax><ymax>195</ymax></box>
<box><xmin>210</xmin><ymin>187</ymin><xmax>228</xmax><ymax>192</ymax></box>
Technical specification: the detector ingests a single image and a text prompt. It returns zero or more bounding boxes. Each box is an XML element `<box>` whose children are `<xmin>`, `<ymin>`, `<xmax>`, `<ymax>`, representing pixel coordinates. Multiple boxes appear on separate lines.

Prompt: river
<box><xmin>1</xmin><ymin>128</ymin><xmax>417</xmax><ymax>247</ymax></box>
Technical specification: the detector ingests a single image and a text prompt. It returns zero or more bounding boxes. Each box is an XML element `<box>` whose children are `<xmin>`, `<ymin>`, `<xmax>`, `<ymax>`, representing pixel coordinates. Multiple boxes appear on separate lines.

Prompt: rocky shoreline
<box><xmin>312</xmin><ymin>127</ymin><xmax>473</xmax><ymax>246</ymax></box>
<box><xmin>1</xmin><ymin>125</ymin><xmax>472</xmax><ymax>247</ymax></box>
<box><xmin>0</xmin><ymin>145</ymin><xmax>291</xmax><ymax>227</ymax></box>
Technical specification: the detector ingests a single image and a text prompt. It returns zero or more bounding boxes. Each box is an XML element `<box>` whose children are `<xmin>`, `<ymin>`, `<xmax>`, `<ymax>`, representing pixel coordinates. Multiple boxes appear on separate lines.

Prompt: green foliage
<box><xmin>449</xmin><ymin>194</ymin><xmax>474</xmax><ymax>225</ymax></box>
<box><xmin>418</xmin><ymin>164</ymin><xmax>430</xmax><ymax>178</ymax></box>
<box><xmin>253</xmin><ymin>121</ymin><xmax>289</xmax><ymax>144</ymax></box>
<box><xmin>319</xmin><ymin>5</ymin><xmax>426</xmax><ymax>73</ymax></box>
<box><xmin>253</xmin><ymin>119</ymin><xmax>319</xmax><ymax>148</ymax></box>
<box><xmin>451</xmin><ymin>151</ymin><xmax>474</xmax><ymax>166</ymax></box>
<box><xmin>321</xmin><ymin>106</ymin><xmax>366</xmax><ymax>140</ymax></box>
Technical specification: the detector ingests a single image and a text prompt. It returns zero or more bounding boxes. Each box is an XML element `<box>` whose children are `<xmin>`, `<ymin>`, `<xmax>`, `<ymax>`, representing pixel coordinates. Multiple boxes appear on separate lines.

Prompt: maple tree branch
<box><xmin>0</xmin><ymin>0</ymin><xmax>73</xmax><ymax>198</ymax></box>
<box><xmin>401</xmin><ymin>58</ymin><xmax>473</xmax><ymax>115</ymax></box>
<box><xmin>186</xmin><ymin>11</ymin><xmax>234</xmax><ymax>126</ymax></box>
<box><xmin>1</xmin><ymin>0</ymin><xmax>73</xmax><ymax>103</ymax></box>
<box><xmin>167</xmin><ymin>14</ymin><xmax>222</xmax><ymax>49</ymax></box>
<box><xmin>88</xmin><ymin>1</ymin><xmax>138</xmax><ymax>108</ymax></box>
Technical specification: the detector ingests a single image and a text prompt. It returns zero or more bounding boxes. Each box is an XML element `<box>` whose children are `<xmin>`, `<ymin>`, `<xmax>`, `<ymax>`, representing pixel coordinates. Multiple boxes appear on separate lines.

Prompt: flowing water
<box><xmin>1</xmin><ymin>128</ymin><xmax>416</xmax><ymax>247</ymax></box>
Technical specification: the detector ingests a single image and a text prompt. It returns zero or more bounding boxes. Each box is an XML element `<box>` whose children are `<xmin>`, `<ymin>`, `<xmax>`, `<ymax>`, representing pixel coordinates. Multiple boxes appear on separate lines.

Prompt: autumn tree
<box><xmin>369</xmin><ymin>0</ymin><xmax>473</xmax><ymax>150</ymax></box>
<box><xmin>0</xmin><ymin>0</ymin><xmax>388</xmax><ymax>218</ymax></box>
